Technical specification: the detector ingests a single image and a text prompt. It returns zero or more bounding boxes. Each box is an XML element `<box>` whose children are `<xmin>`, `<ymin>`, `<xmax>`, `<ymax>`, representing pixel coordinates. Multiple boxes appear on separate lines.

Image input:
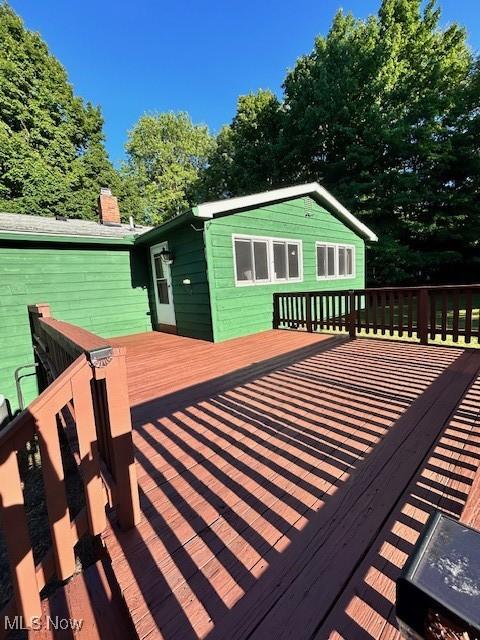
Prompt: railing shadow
<box><xmin>106</xmin><ymin>337</ymin><xmax>479</xmax><ymax>640</ymax></box>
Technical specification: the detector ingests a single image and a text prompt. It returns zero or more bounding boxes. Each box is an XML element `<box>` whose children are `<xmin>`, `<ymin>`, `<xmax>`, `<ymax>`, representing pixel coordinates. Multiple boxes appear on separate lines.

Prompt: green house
<box><xmin>0</xmin><ymin>183</ymin><xmax>377</xmax><ymax>409</ymax></box>
<box><xmin>137</xmin><ymin>183</ymin><xmax>377</xmax><ymax>342</ymax></box>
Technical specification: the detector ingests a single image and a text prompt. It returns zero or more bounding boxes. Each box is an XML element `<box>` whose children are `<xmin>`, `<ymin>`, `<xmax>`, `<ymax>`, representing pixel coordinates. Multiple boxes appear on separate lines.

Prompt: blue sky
<box><xmin>10</xmin><ymin>0</ymin><xmax>479</xmax><ymax>165</ymax></box>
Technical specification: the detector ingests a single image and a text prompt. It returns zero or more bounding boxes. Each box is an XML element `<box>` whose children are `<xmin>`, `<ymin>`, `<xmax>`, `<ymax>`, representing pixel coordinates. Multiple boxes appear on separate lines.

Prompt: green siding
<box><xmin>0</xmin><ymin>242</ymin><xmax>151</xmax><ymax>411</ymax></box>
<box><xmin>150</xmin><ymin>224</ymin><xmax>213</xmax><ymax>341</ymax></box>
<box><xmin>205</xmin><ymin>196</ymin><xmax>366</xmax><ymax>342</ymax></box>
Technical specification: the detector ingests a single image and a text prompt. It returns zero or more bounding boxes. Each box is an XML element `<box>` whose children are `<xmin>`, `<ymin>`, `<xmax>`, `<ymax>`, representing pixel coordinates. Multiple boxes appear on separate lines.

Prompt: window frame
<box><xmin>315</xmin><ymin>241</ymin><xmax>356</xmax><ymax>281</ymax></box>
<box><xmin>232</xmin><ymin>234</ymin><xmax>303</xmax><ymax>287</ymax></box>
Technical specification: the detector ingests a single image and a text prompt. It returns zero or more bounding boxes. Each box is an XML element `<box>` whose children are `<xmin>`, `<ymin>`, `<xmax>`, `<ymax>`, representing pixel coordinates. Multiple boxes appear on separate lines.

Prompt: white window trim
<box><xmin>233</xmin><ymin>234</ymin><xmax>303</xmax><ymax>287</ymax></box>
<box><xmin>316</xmin><ymin>241</ymin><xmax>356</xmax><ymax>280</ymax></box>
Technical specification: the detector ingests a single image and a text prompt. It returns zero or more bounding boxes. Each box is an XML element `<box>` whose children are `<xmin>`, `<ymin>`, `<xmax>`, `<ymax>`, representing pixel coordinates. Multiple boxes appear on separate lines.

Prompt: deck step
<box><xmin>28</xmin><ymin>557</ymin><xmax>136</xmax><ymax>640</ymax></box>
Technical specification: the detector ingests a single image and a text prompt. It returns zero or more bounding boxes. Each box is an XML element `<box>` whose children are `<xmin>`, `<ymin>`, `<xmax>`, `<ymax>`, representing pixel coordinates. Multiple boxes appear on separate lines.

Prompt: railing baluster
<box><xmin>398</xmin><ymin>291</ymin><xmax>404</xmax><ymax>337</ymax></box>
<box><xmin>35</xmin><ymin>410</ymin><xmax>76</xmax><ymax>581</ymax></box>
<box><xmin>430</xmin><ymin>291</ymin><xmax>436</xmax><ymax>340</ymax></box>
<box><xmin>318</xmin><ymin>294</ymin><xmax>324</xmax><ymax>330</ymax></box>
<box><xmin>380</xmin><ymin>291</ymin><xmax>386</xmax><ymax>335</ymax></box>
<box><xmin>71</xmin><ymin>367</ymin><xmax>107</xmax><ymax>536</ymax></box>
<box><xmin>441</xmin><ymin>291</ymin><xmax>448</xmax><ymax>341</ymax></box>
<box><xmin>364</xmin><ymin>293</ymin><xmax>369</xmax><ymax>334</ymax></box>
<box><xmin>372</xmin><ymin>292</ymin><xmax>378</xmax><ymax>335</ymax></box>
<box><xmin>407</xmin><ymin>292</ymin><xmax>413</xmax><ymax>337</ymax></box>
<box><xmin>348</xmin><ymin>291</ymin><xmax>356</xmax><ymax>339</ymax></box>
<box><xmin>464</xmin><ymin>289</ymin><xmax>472</xmax><ymax>344</ymax></box>
<box><xmin>452</xmin><ymin>289</ymin><xmax>460</xmax><ymax>342</ymax></box>
<box><xmin>389</xmin><ymin>291</ymin><xmax>394</xmax><ymax>336</ymax></box>
<box><xmin>0</xmin><ymin>449</ymin><xmax>41</xmax><ymax>622</ymax></box>
<box><xmin>417</xmin><ymin>288</ymin><xmax>429</xmax><ymax>345</ymax></box>
<box><xmin>305</xmin><ymin>293</ymin><xmax>313</xmax><ymax>333</ymax></box>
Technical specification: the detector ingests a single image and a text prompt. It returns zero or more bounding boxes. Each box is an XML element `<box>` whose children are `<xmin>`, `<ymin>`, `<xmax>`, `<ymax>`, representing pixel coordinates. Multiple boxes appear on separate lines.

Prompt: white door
<box><xmin>150</xmin><ymin>242</ymin><xmax>176</xmax><ymax>327</ymax></box>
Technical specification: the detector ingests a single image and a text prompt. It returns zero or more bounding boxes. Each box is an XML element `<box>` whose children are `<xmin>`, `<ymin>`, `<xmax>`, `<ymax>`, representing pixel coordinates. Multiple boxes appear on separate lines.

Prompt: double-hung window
<box><xmin>233</xmin><ymin>235</ymin><xmax>302</xmax><ymax>286</ymax></box>
<box><xmin>316</xmin><ymin>242</ymin><xmax>355</xmax><ymax>279</ymax></box>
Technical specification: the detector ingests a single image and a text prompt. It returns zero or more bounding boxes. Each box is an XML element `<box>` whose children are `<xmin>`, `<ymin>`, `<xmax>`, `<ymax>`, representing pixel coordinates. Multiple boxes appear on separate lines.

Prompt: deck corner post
<box><xmin>305</xmin><ymin>292</ymin><xmax>313</xmax><ymax>333</ymax></box>
<box><xmin>273</xmin><ymin>294</ymin><xmax>280</xmax><ymax>329</ymax></box>
<box><xmin>417</xmin><ymin>288</ymin><xmax>429</xmax><ymax>345</ymax></box>
<box><xmin>100</xmin><ymin>350</ymin><xmax>141</xmax><ymax>530</ymax></box>
<box><xmin>348</xmin><ymin>290</ymin><xmax>357</xmax><ymax>339</ymax></box>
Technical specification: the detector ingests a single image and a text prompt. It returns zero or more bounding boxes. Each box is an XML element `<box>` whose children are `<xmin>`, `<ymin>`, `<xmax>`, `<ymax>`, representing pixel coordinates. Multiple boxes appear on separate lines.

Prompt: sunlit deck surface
<box><xmin>102</xmin><ymin>330</ymin><xmax>480</xmax><ymax>640</ymax></box>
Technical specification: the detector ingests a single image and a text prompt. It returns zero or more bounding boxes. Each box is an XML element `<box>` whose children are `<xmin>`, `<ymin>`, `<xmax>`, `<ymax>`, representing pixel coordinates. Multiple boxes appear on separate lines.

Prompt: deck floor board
<box><xmin>101</xmin><ymin>330</ymin><xmax>480</xmax><ymax>640</ymax></box>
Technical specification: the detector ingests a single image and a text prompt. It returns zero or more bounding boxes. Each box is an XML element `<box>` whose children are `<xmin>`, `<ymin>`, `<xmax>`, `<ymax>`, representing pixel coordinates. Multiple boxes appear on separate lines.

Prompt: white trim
<box><xmin>195</xmin><ymin>182</ymin><xmax>378</xmax><ymax>242</ymax></box>
<box><xmin>316</xmin><ymin>241</ymin><xmax>356</xmax><ymax>280</ymax></box>
<box><xmin>150</xmin><ymin>241</ymin><xmax>176</xmax><ymax>326</ymax></box>
<box><xmin>232</xmin><ymin>234</ymin><xmax>303</xmax><ymax>287</ymax></box>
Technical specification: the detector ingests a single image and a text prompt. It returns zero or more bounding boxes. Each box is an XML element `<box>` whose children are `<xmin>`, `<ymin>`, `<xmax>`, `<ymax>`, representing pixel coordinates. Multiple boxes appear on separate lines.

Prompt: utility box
<box><xmin>396</xmin><ymin>512</ymin><xmax>480</xmax><ymax>639</ymax></box>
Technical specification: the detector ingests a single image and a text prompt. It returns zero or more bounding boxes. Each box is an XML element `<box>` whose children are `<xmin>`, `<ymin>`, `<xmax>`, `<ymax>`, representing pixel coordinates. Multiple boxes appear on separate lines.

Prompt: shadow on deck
<box><xmin>101</xmin><ymin>330</ymin><xmax>480</xmax><ymax>640</ymax></box>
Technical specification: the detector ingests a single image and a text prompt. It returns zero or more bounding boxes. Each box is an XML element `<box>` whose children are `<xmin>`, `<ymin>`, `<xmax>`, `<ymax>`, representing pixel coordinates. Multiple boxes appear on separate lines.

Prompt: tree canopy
<box><xmin>0</xmin><ymin>3</ymin><xmax>118</xmax><ymax>219</ymax></box>
<box><xmin>122</xmin><ymin>112</ymin><xmax>214</xmax><ymax>224</ymax></box>
<box><xmin>200</xmin><ymin>0</ymin><xmax>480</xmax><ymax>284</ymax></box>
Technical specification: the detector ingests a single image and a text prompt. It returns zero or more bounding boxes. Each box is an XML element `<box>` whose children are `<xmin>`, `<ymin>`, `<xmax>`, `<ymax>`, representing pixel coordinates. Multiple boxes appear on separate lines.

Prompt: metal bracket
<box><xmin>87</xmin><ymin>346</ymin><xmax>113</xmax><ymax>369</ymax></box>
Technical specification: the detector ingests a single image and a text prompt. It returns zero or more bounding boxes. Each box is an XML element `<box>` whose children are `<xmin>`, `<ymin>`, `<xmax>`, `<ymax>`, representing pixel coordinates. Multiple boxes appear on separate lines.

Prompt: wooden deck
<box><xmin>100</xmin><ymin>330</ymin><xmax>480</xmax><ymax>640</ymax></box>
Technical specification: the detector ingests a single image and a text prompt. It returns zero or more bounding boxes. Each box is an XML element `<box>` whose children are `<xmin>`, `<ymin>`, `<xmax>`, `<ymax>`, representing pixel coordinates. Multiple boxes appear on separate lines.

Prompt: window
<box><xmin>316</xmin><ymin>242</ymin><xmax>355</xmax><ymax>279</ymax></box>
<box><xmin>273</xmin><ymin>241</ymin><xmax>300</xmax><ymax>281</ymax></box>
<box><xmin>273</xmin><ymin>242</ymin><xmax>287</xmax><ymax>279</ymax></box>
<box><xmin>153</xmin><ymin>255</ymin><xmax>169</xmax><ymax>303</ymax></box>
<box><xmin>233</xmin><ymin>235</ymin><xmax>302</xmax><ymax>286</ymax></box>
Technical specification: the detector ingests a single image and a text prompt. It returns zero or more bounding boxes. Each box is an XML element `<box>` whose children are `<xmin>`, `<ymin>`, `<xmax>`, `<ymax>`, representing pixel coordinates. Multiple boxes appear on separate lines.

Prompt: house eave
<box><xmin>194</xmin><ymin>183</ymin><xmax>378</xmax><ymax>242</ymax></box>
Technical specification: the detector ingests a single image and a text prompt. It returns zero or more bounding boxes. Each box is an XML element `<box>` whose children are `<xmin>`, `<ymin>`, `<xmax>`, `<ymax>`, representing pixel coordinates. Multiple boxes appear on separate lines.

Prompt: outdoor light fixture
<box><xmin>159</xmin><ymin>247</ymin><xmax>174</xmax><ymax>265</ymax></box>
<box><xmin>396</xmin><ymin>512</ymin><xmax>480</xmax><ymax>640</ymax></box>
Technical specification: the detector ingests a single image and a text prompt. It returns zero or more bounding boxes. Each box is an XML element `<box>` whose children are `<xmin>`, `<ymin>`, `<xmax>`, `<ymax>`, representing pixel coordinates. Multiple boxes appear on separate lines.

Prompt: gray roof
<box><xmin>0</xmin><ymin>212</ymin><xmax>151</xmax><ymax>239</ymax></box>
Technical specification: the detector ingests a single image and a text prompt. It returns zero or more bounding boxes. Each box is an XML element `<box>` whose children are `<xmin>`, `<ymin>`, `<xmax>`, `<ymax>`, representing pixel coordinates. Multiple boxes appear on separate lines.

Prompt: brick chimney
<box><xmin>98</xmin><ymin>188</ymin><xmax>121</xmax><ymax>226</ymax></box>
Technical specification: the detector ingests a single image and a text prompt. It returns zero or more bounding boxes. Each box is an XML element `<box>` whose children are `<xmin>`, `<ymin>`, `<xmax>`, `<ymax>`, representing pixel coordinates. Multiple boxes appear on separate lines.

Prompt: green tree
<box><xmin>0</xmin><ymin>3</ymin><xmax>117</xmax><ymax>219</ymax></box>
<box><xmin>200</xmin><ymin>0</ymin><xmax>479</xmax><ymax>285</ymax></box>
<box><xmin>124</xmin><ymin>111</ymin><xmax>214</xmax><ymax>224</ymax></box>
<box><xmin>199</xmin><ymin>90</ymin><xmax>283</xmax><ymax>200</ymax></box>
<box><xmin>282</xmin><ymin>0</ymin><xmax>477</xmax><ymax>284</ymax></box>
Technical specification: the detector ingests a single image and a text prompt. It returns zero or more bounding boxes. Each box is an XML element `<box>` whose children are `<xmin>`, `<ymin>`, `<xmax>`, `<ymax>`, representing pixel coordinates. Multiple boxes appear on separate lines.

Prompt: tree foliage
<box><xmin>122</xmin><ymin>112</ymin><xmax>214</xmax><ymax>224</ymax></box>
<box><xmin>198</xmin><ymin>90</ymin><xmax>283</xmax><ymax>200</ymax></box>
<box><xmin>200</xmin><ymin>0</ymin><xmax>480</xmax><ymax>285</ymax></box>
<box><xmin>0</xmin><ymin>3</ymin><xmax>118</xmax><ymax>219</ymax></box>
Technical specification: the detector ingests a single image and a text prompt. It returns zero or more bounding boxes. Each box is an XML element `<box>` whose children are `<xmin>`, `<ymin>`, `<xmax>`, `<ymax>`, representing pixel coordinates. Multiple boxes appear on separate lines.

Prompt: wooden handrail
<box><xmin>274</xmin><ymin>285</ymin><xmax>480</xmax><ymax>347</ymax></box>
<box><xmin>0</xmin><ymin>304</ymin><xmax>141</xmax><ymax>630</ymax></box>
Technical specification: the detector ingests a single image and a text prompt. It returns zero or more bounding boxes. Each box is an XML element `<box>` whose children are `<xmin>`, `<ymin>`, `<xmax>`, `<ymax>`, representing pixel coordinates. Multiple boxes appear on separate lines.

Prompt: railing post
<box><xmin>90</xmin><ymin>347</ymin><xmax>140</xmax><ymax>530</ymax></box>
<box><xmin>305</xmin><ymin>293</ymin><xmax>313</xmax><ymax>333</ymax></box>
<box><xmin>417</xmin><ymin>288</ymin><xmax>429</xmax><ymax>345</ymax></box>
<box><xmin>0</xmin><ymin>450</ymin><xmax>42</xmax><ymax>623</ymax></box>
<box><xmin>273</xmin><ymin>294</ymin><xmax>280</xmax><ymax>329</ymax></box>
<box><xmin>34</xmin><ymin>410</ymin><xmax>76</xmax><ymax>581</ymax></box>
<box><xmin>348</xmin><ymin>291</ymin><xmax>357</xmax><ymax>339</ymax></box>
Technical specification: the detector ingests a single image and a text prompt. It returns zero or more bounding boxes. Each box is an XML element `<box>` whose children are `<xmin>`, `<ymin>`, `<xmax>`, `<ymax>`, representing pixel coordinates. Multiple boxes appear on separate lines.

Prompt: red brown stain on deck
<box><xmin>93</xmin><ymin>331</ymin><xmax>480</xmax><ymax>640</ymax></box>
<box><xmin>28</xmin><ymin>331</ymin><xmax>479</xmax><ymax>639</ymax></box>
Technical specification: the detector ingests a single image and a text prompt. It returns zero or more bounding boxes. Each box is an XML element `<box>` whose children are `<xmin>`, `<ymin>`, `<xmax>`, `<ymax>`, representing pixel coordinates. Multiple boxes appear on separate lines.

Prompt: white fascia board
<box><xmin>194</xmin><ymin>183</ymin><xmax>378</xmax><ymax>241</ymax></box>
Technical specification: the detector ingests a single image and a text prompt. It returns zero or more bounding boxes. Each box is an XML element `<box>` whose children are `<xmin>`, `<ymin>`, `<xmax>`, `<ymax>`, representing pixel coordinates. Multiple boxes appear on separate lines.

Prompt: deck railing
<box><xmin>0</xmin><ymin>304</ymin><xmax>140</xmax><ymax>629</ymax></box>
<box><xmin>273</xmin><ymin>285</ymin><xmax>480</xmax><ymax>346</ymax></box>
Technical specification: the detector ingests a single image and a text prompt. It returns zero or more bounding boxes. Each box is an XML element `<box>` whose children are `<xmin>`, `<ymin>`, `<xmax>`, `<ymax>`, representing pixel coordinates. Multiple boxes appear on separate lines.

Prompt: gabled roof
<box><xmin>0</xmin><ymin>212</ymin><xmax>151</xmax><ymax>244</ymax></box>
<box><xmin>192</xmin><ymin>183</ymin><xmax>378</xmax><ymax>241</ymax></box>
